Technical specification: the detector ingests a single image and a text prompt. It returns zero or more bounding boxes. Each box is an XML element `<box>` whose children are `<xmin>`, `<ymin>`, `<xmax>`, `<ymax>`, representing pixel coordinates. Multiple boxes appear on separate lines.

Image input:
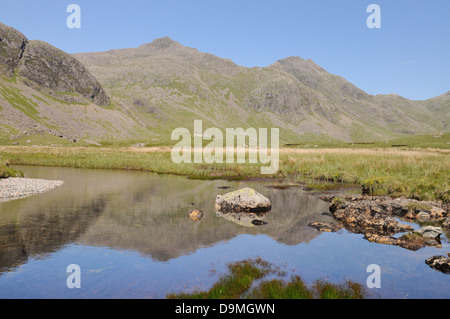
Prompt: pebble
<box><xmin>0</xmin><ymin>178</ymin><xmax>64</xmax><ymax>202</ymax></box>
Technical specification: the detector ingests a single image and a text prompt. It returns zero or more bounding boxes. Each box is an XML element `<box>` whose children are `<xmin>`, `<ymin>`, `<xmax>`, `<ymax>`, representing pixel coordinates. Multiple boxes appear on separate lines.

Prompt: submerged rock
<box><xmin>215</xmin><ymin>187</ymin><xmax>271</xmax><ymax>213</ymax></box>
<box><xmin>189</xmin><ymin>209</ymin><xmax>204</xmax><ymax>221</ymax></box>
<box><xmin>308</xmin><ymin>221</ymin><xmax>343</xmax><ymax>232</ymax></box>
<box><xmin>364</xmin><ymin>233</ymin><xmax>428</xmax><ymax>251</ymax></box>
<box><xmin>425</xmin><ymin>254</ymin><xmax>450</xmax><ymax>274</ymax></box>
<box><xmin>251</xmin><ymin>219</ymin><xmax>268</xmax><ymax>226</ymax></box>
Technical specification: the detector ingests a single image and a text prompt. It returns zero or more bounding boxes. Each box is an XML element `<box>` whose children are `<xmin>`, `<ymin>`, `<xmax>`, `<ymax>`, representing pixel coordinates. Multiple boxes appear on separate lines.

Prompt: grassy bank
<box><xmin>0</xmin><ymin>146</ymin><xmax>448</xmax><ymax>202</ymax></box>
<box><xmin>0</xmin><ymin>158</ymin><xmax>23</xmax><ymax>178</ymax></box>
<box><xmin>167</xmin><ymin>258</ymin><xmax>366</xmax><ymax>299</ymax></box>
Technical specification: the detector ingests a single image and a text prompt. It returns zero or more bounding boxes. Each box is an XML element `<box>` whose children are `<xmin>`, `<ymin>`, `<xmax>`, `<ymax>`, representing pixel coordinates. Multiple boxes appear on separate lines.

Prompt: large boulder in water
<box><xmin>215</xmin><ymin>187</ymin><xmax>271</xmax><ymax>213</ymax></box>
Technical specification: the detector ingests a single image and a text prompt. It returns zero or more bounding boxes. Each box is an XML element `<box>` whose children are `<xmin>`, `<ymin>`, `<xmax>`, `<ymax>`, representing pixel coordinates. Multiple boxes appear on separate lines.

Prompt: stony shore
<box><xmin>0</xmin><ymin>178</ymin><xmax>64</xmax><ymax>202</ymax></box>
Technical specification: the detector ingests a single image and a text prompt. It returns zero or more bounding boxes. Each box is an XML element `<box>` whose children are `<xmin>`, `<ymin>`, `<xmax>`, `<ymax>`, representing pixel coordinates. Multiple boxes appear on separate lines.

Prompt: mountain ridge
<box><xmin>0</xmin><ymin>23</ymin><xmax>448</xmax><ymax>145</ymax></box>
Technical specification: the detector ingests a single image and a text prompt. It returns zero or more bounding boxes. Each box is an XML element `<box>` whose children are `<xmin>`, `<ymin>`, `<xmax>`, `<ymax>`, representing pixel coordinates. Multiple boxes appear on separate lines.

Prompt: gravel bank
<box><xmin>0</xmin><ymin>178</ymin><xmax>64</xmax><ymax>203</ymax></box>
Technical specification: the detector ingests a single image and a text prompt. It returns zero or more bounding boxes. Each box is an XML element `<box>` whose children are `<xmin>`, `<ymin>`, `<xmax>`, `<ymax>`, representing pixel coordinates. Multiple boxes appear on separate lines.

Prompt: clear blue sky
<box><xmin>1</xmin><ymin>0</ymin><xmax>449</xmax><ymax>100</ymax></box>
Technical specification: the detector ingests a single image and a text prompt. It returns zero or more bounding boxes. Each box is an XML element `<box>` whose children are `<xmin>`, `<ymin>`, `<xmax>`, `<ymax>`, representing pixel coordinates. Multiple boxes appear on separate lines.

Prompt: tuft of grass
<box><xmin>313</xmin><ymin>279</ymin><xmax>366</xmax><ymax>299</ymax></box>
<box><xmin>0</xmin><ymin>158</ymin><xmax>23</xmax><ymax>178</ymax></box>
<box><xmin>167</xmin><ymin>258</ymin><xmax>273</xmax><ymax>299</ymax></box>
<box><xmin>248</xmin><ymin>276</ymin><xmax>314</xmax><ymax>299</ymax></box>
<box><xmin>167</xmin><ymin>258</ymin><xmax>367</xmax><ymax>299</ymax></box>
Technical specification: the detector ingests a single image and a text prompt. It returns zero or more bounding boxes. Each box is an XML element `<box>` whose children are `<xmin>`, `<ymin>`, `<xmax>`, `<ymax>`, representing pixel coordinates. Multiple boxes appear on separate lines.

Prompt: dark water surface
<box><xmin>0</xmin><ymin>166</ymin><xmax>448</xmax><ymax>299</ymax></box>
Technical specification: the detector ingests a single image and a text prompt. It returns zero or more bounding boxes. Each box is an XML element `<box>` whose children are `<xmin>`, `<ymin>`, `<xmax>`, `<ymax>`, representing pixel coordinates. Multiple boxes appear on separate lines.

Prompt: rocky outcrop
<box><xmin>0</xmin><ymin>22</ymin><xmax>110</xmax><ymax>106</ymax></box>
<box><xmin>363</xmin><ymin>233</ymin><xmax>426</xmax><ymax>251</ymax></box>
<box><xmin>17</xmin><ymin>40</ymin><xmax>110</xmax><ymax>106</ymax></box>
<box><xmin>317</xmin><ymin>195</ymin><xmax>449</xmax><ymax>250</ymax></box>
<box><xmin>215</xmin><ymin>188</ymin><xmax>271</xmax><ymax>213</ymax></box>
<box><xmin>326</xmin><ymin>196</ymin><xmax>415</xmax><ymax>236</ymax></box>
<box><xmin>425</xmin><ymin>254</ymin><xmax>450</xmax><ymax>274</ymax></box>
<box><xmin>414</xmin><ymin>226</ymin><xmax>443</xmax><ymax>246</ymax></box>
<box><xmin>0</xmin><ymin>22</ymin><xmax>28</xmax><ymax>77</ymax></box>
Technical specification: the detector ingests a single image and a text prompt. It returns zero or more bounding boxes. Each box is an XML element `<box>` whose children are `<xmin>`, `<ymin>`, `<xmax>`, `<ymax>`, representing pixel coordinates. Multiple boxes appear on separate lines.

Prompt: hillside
<box><xmin>75</xmin><ymin>36</ymin><xmax>449</xmax><ymax>144</ymax></box>
<box><xmin>0</xmin><ymin>22</ymin><xmax>146</xmax><ymax>144</ymax></box>
<box><xmin>0</xmin><ymin>21</ymin><xmax>448</xmax><ymax>146</ymax></box>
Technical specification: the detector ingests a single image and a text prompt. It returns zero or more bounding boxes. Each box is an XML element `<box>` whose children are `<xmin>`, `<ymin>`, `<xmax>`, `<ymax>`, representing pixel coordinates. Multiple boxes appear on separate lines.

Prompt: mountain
<box><xmin>0</xmin><ymin>22</ymin><xmax>142</xmax><ymax>143</ymax></box>
<box><xmin>0</xmin><ymin>22</ymin><xmax>448</xmax><ymax>145</ymax></box>
<box><xmin>75</xmin><ymin>37</ymin><xmax>449</xmax><ymax>143</ymax></box>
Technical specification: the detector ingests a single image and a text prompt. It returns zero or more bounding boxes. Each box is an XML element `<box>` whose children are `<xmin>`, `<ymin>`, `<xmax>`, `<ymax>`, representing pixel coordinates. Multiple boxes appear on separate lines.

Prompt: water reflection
<box><xmin>215</xmin><ymin>210</ymin><xmax>269</xmax><ymax>227</ymax></box>
<box><xmin>0</xmin><ymin>166</ymin><xmax>329</xmax><ymax>272</ymax></box>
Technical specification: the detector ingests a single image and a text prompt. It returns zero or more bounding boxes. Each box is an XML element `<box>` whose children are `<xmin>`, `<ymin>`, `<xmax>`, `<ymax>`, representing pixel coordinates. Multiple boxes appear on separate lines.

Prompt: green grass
<box><xmin>167</xmin><ymin>258</ymin><xmax>366</xmax><ymax>299</ymax></box>
<box><xmin>0</xmin><ymin>83</ymin><xmax>41</xmax><ymax>122</ymax></box>
<box><xmin>0</xmin><ymin>158</ymin><xmax>23</xmax><ymax>178</ymax></box>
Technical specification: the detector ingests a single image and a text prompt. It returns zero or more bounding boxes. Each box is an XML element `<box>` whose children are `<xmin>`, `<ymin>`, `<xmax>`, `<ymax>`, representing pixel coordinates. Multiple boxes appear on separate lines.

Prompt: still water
<box><xmin>0</xmin><ymin>166</ymin><xmax>449</xmax><ymax>299</ymax></box>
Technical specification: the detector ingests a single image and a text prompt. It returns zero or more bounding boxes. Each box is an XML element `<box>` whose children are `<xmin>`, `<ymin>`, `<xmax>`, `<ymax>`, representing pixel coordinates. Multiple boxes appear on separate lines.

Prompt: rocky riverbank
<box><xmin>0</xmin><ymin>177</ymin><xmax>64</xmax><ymax>202</ymax></box>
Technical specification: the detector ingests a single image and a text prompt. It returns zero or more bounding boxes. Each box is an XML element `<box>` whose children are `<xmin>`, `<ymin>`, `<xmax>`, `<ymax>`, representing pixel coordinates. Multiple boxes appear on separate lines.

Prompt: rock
<box><xmin>331</xmin><ymin>202</ymin><xmax>414</xmax><ymax>236</ymax></box>
<box><xmin>189</xmin><ymin>209</ymin><xmax>203</xmax><ymax>221</ymax></box>
<box><xmin>131</xmin><ymin>143</ymin><xmax>146</xmax><ymax>148</ymax></box>
<box><xmin>308</xmin><ymin>221</ymin><xmax>343</xmax><ymax>232</ymax></box>
<box><xmin>215</xmin><ymin>187</ymin><xmax>271</xmax><ymax>213</ymax></box>
<box><xmin>416</xmin><ymin>211</ymin><xmax>431</xmax><ymax>220</ymax></box>
<box><xmin>414</xmin><ymin>226</ymin><xmax>442</xmax><ymax>245</ymax></box>
<box><xmin>0</xmin><ymin>22</ymin><xmax>28</xmax><ymax>77</ymax></box>
<box><xmin>430</xmin><ymin>207</ymin><xmax>447</xmax><ymax>219</ymax></box>
<box><xmin>443</xmin><ymin>217</ymin><xmax>450</xmax><ymax>230</ymax></box>
<box><xmin>0</xmin><ymin>22</ymin><xmax>110</xmax><ymax>106</ymax></box>
<box><xmin>17</xmin><ymin>40</ymin><xmax>111</xmax><ymax>106</ymax></box>
<box><xmin>364</xmin><ymin>233</ymin><xmax>426</xmax><ymax>251</ymax></box>
<box><xmin>425</xmin><ymin>255</ymin><xmax>450</xmax><ymax>274</ymax></box>
<box><xmin>324</xmin><ymin>196</ymin><xmax>450</xmax><ymax>241</ymax></box>
<box><xmin>364</xmin><ymin>234</ymin><xmax>400</xmax><ymax>246</ymax></box>
<box><xmin>251</xmin><ymin>219</ymin><xmax>268</xmax><ymax>226</ymax></box>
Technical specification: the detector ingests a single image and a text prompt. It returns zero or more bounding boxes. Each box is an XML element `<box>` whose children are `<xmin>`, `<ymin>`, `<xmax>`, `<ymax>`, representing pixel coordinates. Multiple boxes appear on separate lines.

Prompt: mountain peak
<box><xmin>139</xmin><ymin>36</ymin><xmax>181</xmax><ymax>50</ymax></box>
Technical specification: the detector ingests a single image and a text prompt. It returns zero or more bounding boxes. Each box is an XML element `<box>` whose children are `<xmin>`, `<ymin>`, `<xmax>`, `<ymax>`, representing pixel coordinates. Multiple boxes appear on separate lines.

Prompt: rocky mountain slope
<box><xmin>0</xmin><ymin>21</ymin><xmax>448</xmax><ymax>145</ymax></box>
<box><xmin>75</xmin><ymin>36</ymin><xmax>449</xmax><ymax>143</ymax></box>
<box><xmin>0</xmin><ymin>22</ymin><xmax>144</xmax><ymax>143</ymax></box>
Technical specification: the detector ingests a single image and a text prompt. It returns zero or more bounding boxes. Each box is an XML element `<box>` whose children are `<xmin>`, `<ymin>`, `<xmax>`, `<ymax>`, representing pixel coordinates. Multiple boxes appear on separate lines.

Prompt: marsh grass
<box><xmin>0</xmin><ymin>146</ymin><xmax>448</xmax><ymax>201</ymax></box>
<box><xmin>167</xmin><ymin>258</ymin><xmax>366</xmax><ymax>299</ymax></box>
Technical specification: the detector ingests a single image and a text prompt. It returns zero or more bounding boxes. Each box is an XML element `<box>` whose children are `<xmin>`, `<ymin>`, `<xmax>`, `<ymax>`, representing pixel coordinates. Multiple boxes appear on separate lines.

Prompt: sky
<box><xmin>0</xmin><ymin>0</ymin><xmax>449</xmax><ymax>100</ymax></box>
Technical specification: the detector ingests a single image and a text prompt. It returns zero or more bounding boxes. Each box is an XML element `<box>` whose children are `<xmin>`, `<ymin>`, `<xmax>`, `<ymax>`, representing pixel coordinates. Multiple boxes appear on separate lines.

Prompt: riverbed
<box><xmin>0</xmin><ymin>166</ymin><xmax>448</xmax><ymax>298</ymax></box>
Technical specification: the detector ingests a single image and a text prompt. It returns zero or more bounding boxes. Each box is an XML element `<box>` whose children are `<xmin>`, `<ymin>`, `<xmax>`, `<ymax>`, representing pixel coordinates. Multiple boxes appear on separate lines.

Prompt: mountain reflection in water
<box><xmin>0</xmin><ymin>166</ymin><xmax>329</xmax><ymax>270</ymax></box>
